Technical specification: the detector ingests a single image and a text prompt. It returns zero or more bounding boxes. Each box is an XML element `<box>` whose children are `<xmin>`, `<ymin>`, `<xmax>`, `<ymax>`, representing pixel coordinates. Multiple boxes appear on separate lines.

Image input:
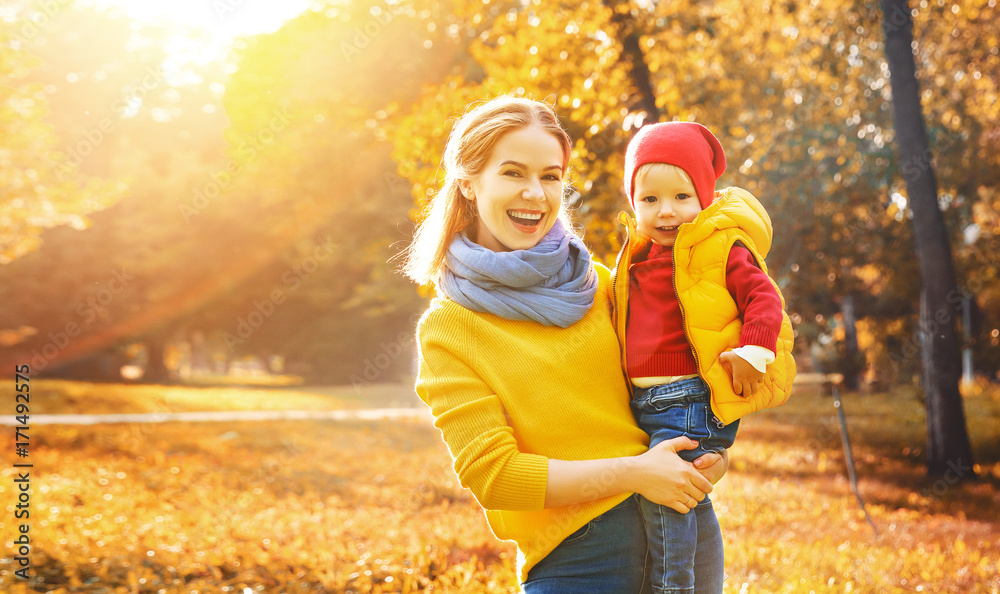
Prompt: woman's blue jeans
<box><xmin>522</xmin><ymin>494</ymin><xmax>650</xmax><ymax>593</ymax></box>
<box><xmin>630</xmin><ymin>377</ymin><xmax>737</xmax><ymax>594</ymax></box>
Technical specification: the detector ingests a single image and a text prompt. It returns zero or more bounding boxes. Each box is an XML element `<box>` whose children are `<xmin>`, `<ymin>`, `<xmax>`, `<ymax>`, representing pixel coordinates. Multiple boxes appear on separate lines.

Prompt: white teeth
<box><xmin>508</xmin><ymin>210</ymin><xmax>543</xmax><ymax>221</ymax></box>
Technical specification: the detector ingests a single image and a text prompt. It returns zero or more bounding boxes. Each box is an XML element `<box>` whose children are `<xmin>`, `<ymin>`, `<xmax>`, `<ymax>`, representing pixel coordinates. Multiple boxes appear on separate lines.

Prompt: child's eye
<box><xmin>640</xmin><ymin>195</ymin><xmax>657</xmax><ymax>203</ymax></box>
<box><xmin>676</xmin><ymin>193</ymin><xmax>693</xmax><ymax>200</ymax></box>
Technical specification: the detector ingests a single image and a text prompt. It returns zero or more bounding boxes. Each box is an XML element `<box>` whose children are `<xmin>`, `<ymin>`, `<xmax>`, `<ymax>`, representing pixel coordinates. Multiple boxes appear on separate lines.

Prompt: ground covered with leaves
<box><xmin>1</xmin><ymin>380</ymin><xmax>998</xmax><ymax>592</ymax></box>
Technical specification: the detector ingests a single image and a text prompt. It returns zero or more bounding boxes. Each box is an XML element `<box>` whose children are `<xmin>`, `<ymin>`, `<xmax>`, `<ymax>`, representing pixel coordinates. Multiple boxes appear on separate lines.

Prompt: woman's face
<box><xmin>464</xmin><ymin>125</ymin><xmax>565</xmax><ymax>252</ymax></box>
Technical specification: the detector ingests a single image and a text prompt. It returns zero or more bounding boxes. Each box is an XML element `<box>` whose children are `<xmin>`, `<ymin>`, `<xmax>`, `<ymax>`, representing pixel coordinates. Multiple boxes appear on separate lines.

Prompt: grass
<box><xmin>718</xmin><ymin>383</ymin><xmax>1000</xmax><ymax>592</ymax></box>
<box><xmin>1</xmin><ymin>381</ymin><xmax>998</xmax><ymax>592</ymax></box>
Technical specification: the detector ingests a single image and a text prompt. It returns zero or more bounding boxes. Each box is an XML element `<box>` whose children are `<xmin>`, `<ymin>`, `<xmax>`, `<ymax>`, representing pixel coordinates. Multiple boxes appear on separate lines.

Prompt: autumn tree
<box><xmin>387</xmin><ymin>0</ymin><xmax>999</xmax><ymax>393</ymax></box>
<box><xmin>603</xmin><ymin>0</ymin><xmax>660</xmax><ymax>122</ymax></box>
<box><xmin>879</xmin><ymin>0</ymin><xmax>975</xmax><ymax>478</ymax></box>
<box><xmin>0</xmin><ymin>1</ymin><xmax>458</xmax><ymax>383</ymax></box>
<box><xmin>0</xmin><ymin>11</ymin><xmax>127</xmax><ymax>264</ymax></box>
<box><xmin>4</xmin><ymin>0</ymin><xmax>995</xmax><ymax>390</ymax></box>
<box><xmin>0</xmin><ymin>4</ymin><xmax>240</xmax><ymax>380</ymax></box>
<box><xmin>163</xmin><ymin>2</ymin><xmax>471</xmax><ymax>382</ymax></box>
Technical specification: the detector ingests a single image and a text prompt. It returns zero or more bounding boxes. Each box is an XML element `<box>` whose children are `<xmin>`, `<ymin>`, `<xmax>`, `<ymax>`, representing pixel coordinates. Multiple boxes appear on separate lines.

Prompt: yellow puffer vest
<box><xmin>611</xmin><ymin>187</ymin><xmax>796</xmax><ymax>425</ymax></box>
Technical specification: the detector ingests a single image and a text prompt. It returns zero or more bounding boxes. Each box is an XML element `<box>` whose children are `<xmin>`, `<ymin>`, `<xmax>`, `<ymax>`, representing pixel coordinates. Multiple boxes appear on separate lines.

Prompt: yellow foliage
<box><xmin>0</xmin><ymin>18</ymin><xmax>128</xmax><ymax>263</ymax></box>
<box><xmin>1</xmin><ymin>383</ymin><xmax>998</xmax><ymax>591</ymax></box>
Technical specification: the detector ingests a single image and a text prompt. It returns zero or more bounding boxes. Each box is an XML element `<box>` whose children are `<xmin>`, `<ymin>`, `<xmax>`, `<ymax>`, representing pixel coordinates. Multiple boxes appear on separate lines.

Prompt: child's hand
<box><xmin>693</xmin><ymin>449</ymin><xmax>729</xmax><ymax>485</ymax></box>
<box><xmin>719</xmin><ymin>351</ymin><xmax>764</xmax><ymax>396</ymax></box>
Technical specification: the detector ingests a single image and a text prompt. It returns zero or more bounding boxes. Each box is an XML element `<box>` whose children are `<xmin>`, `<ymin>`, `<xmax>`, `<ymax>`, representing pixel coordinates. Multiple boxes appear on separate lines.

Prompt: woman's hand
<box><xmin>544</xmin><ymin>438</ymin><xmax>722</xmax><ymax>511</ymax></box>
<box><xmin>693</xmin><ymin>449</ymin><xmax>729</xmax><ymax>484</ymax></box>
<box><xmin>631</xmin><ymin>437</ymin><xmax>713</xmax><ymax>514</ymax></box>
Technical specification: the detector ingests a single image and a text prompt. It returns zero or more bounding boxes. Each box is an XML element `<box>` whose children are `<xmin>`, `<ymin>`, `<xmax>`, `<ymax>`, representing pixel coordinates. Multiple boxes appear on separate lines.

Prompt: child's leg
<box><xmin>631</xmin><ymin>378</ymin><xmax>712</xmax><ymax>593</ymax></box>
<box><xmin>638</xmin><ymin>495</ymin><xmax>699</xmax><ymax>593</ymax></box>
<box><xmin>678</xmin><ymin>383</ymin><xmax>734</xmax><ymax>594</ymax></box>
<box><xmin>631</xmin><ymin>378</ymin><xmax>738</xmax><ymax>593</ymax></box>
<box><xmin>691</xmin><ymin>500</ymin><xmax>724</xmax><ymax>594</ymax></box>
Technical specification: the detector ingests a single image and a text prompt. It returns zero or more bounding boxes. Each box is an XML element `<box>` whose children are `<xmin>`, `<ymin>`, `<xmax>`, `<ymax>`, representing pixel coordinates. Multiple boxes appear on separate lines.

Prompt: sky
<box><xmin>84</xmin><ymin>0</ymin><xmax>312</xmax><ymax>65</ymax></box>
<box><xmin>92</xmin><ymin>0</ymin><xmax>311</xmax><ymax>39</ymax></box>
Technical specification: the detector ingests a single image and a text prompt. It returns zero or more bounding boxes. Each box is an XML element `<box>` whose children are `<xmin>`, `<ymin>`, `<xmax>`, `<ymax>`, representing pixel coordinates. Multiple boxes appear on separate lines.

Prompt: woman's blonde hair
<box><xmin>402</xmin><ymin>96</ymin><xmax>573</xmax><ymax>286</ymax></box>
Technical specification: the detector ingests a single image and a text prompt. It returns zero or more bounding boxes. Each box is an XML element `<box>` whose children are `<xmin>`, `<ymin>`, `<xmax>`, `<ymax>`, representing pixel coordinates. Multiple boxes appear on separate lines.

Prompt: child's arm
<box><xmin>723</xmin><ymin>245</ymin><xmax>783</xmax><ymax>395</ymax></box>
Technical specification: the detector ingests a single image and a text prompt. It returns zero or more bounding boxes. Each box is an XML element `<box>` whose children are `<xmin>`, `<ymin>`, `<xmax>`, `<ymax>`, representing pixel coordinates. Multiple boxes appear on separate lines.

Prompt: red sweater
<box><xmin>626</xmin><ymin>243</ymin><xmax>782</xmax><ymax>378</ymax></box>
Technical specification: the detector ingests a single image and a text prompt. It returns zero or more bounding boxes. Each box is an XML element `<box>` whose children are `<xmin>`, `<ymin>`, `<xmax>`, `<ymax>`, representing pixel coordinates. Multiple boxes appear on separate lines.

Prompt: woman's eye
<box><xmin>503</xmin><ymin>170</ymin><xmax>522</xmax><ymax>177</ymax></box>
<box><xmin>543</xmin><ymin>174</ymin><xmax>561</xmax><ymax>182</ymax></box>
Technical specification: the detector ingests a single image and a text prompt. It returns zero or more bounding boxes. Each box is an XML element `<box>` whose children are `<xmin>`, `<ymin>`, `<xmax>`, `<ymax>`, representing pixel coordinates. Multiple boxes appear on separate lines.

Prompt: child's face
<box><xmin>633</xmin><ymin>165</ymin><xmax>703</xmax><ymax>248</ymax></box>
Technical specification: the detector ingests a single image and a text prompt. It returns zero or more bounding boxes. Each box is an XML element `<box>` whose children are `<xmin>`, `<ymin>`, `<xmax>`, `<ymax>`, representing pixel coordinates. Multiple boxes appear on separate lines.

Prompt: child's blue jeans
<box><xmin>630</xmin><ymin>377</ymin><xmax>739</xmax><ymax>594</ymax></box>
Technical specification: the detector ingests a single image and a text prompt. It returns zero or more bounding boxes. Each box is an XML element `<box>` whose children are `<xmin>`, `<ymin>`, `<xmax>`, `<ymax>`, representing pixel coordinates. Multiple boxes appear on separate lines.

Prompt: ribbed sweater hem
<box><xmin>626</xmin><ymin>352</ymin><xmax>698</xmax><ymax>378</ymax></box>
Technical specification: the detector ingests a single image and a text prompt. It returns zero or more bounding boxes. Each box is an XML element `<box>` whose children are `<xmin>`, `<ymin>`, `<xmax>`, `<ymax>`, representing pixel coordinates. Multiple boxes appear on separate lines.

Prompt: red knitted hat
<box><xmin>624</xmin><ymin>121</ymin><xmax>727</xmax><ymax>210</ymax></box>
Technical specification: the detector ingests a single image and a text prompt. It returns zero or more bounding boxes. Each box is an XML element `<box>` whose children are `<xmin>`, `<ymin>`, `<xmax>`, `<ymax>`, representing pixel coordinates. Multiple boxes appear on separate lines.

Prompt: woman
<box><xmin>403</xmin><ymin>96</ymin><xmax>727</xmax><ymax>592</ymax></box>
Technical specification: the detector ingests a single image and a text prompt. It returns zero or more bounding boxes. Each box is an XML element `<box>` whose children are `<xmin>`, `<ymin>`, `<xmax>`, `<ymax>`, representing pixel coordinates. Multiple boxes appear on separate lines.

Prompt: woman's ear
<box><xmin>458</xmin><ymin>179</ymin><xmax>474</xmax><ymax>201</ymax></box>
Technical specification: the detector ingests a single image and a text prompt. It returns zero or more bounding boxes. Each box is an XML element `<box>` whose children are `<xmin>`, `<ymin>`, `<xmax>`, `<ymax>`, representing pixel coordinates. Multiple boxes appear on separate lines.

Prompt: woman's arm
<box><xmin>417</xmin><ymin>326</ymin><xmax>551</xmax><ymax>511</ymax></box>
<box><xmin>546</xmin><ymin>437</ymin><xmax>715</xmax><ymax>513</ymax></box>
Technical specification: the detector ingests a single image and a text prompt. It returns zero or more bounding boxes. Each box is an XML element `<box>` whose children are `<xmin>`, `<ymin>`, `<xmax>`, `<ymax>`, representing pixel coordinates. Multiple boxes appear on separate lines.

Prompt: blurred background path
<box><xmin>0</xmin><ymin>407</ymin><xmax>429</xmax><ymax>425</ymax></box>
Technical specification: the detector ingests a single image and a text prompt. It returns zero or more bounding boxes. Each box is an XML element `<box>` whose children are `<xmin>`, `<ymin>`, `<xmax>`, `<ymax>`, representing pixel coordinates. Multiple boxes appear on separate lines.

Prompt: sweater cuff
<box><xmin>732</xmin><ymin>345</ymin><xmax>775</xmax><ymax>374</ymax></box>
<box><xmin>739</xmin><ymin>322</ymin><xmax>779</xmax><ymax>352</ymax></box>
<box><xmin>485</xmin><ymin>452</ymin><xmax>550</xmax><ymax>511</ymax></box>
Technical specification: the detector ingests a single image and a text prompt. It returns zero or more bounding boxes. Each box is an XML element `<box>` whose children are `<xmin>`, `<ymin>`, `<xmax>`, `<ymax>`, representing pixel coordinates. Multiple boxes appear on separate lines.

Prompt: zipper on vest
<box><xmin>672</xmin><ymin>231</ymin><xmax>714</xmax><ymax>412</ymax></box>
<box><xmin>611</xmin><ymin>221</ymin><xmax>630</xmax><ymax>386</ymax></box>
<box><xmin>611</xmin><ymin>238</ymin><xmax>625</xmax><ymax>332</ymax></box>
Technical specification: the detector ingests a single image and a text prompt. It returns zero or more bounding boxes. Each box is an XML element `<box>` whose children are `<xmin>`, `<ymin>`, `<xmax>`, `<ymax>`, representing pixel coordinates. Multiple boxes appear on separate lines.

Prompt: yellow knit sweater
<box><xmin>415</xmin><ymin>264</ymin><xmax>650</xmax><ymax>582</ymax></box>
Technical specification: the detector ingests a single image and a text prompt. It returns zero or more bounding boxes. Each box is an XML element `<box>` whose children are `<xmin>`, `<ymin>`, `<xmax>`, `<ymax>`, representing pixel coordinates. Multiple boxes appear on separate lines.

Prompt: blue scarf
<box><xmin>438</xmin><ymin>219</ymin><xmax>598</xmax><ymax>328</ymax></box>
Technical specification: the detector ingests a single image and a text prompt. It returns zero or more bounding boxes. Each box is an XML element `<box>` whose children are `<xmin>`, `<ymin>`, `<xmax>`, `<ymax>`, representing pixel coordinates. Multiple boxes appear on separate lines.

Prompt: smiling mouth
<box><xmin>657</xmin><ymin>226</ymin><xmax>679</xmax><ymax>232</ymax></box>
<box><xmin>507</xmin><ymin>210</ymin><xmax>544</xmax><ymax>229</ymax></box>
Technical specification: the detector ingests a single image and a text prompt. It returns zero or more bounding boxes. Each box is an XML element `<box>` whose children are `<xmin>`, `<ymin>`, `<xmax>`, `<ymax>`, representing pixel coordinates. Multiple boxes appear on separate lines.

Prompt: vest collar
<box><xmin>675</xmin><ymin>187</ymin><xmax>773</xmax><ymax>257</ymax></box>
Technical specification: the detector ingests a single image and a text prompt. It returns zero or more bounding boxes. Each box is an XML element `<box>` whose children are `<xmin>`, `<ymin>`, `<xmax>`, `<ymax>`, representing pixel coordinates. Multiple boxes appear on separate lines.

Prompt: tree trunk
<box><xmin>840</xmin><ymin>295</ymin><xmax>862</xmax><ymax>391</ymax></box>
<box><xmin>603</xmin><ymin>0</ymin><xmax>661</xmax><ymax>123</ymax></box>
<box><xmin>880</xmin><ymin>0</ymin><xmax>975</xmax><ymax>479</ymax></box>
<box><xmin>143</xmin><ymin>340</ymin><xmax>172</xmax><ymax>384</ymax></box>
<box><xmin>190</xmin><ymin>330</ymin><xmax>210</xmax><ymax>376</ymax></box>
<box><xmin>44</xmin><ymin>351</ymin><xmax>125</xmax><ymax>382</ymax></box>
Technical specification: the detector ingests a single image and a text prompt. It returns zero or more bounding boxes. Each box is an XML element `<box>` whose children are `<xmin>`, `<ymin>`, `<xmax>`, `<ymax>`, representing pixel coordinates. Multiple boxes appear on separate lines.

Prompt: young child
<box><xmin>610</xmin><ymin>121</ymin><xmax>796</xmax><ymax>592</ymax></box>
